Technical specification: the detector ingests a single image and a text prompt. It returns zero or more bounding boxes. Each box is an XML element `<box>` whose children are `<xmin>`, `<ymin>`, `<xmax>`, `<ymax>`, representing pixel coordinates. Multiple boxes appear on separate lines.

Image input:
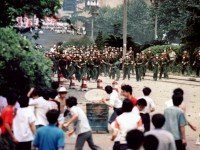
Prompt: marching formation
<box><xmin>45</xmin><ymin>45</ymin><xmax>200</xmax><ymax>82</ymax></box>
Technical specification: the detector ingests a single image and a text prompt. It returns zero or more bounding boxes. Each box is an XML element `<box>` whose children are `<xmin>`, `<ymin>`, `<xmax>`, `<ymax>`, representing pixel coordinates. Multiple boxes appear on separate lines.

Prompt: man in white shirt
<box><xmin>29</xmin><ymin>88</ymin><xmax>50</xmax><ymax>128</ymax></box>
<box><xmin>102</xmin><ymin>85</ymin><xmax>122</xmax><ymax>124</ymax></box>
<box><xmin>111</xmin><ymin>99</ymin><xmax>143</xmax><ymax>150</ymax></box>
<box><xmin>145</xmin><ymin>114</ymin><xmax>177</xmax><ymax>150</ymax></box>
<box><xmin>138</xmin><ymin>87</ymin><xmax>155</xmax><ymax>132</ymax></box>
<box><xmin>13</xmin><ymin>95</ymin><xmax>36</xmax><ymax>150</ymax></box>
<box><xmin>64</xmin><ymin>96</ymin><xmax>101</xmax><ymax>150</ymax></box>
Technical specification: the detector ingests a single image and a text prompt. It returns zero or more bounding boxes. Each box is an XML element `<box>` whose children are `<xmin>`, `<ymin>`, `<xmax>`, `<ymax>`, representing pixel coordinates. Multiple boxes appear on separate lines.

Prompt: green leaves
<box><xmin>0</xmin><ymin>28</ymin><xmax>52</xmax><ymax>95</ymax></box>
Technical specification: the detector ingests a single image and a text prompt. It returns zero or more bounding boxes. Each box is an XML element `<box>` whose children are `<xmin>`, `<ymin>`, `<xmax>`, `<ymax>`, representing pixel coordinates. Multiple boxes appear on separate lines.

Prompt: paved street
<box><xmin>62</xmin><ymin>73</ymin><xmax>200</xmax><ymax>150</ymax></box>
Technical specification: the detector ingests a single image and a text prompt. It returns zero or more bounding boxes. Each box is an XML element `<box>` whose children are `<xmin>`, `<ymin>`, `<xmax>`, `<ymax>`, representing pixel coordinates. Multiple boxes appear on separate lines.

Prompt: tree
<box><xmin>0</xmin><ymin>0</ymin><xmax>61</xmax><ymax>27</ymax></box>
<box><xmin>154</xmin><ymin>0</ymin><xmax>198</xmax><ymax>43</ymax></box>
<box><xmin>182</xmin><ymin>3</ymin><xmax>200</xmax><ymax>54</ymax></box>
<box><xmin>0</xmin><ymin>28</ymin><xmax>52</xmax><ymax>95</ymax></box>
<box><xmin>95</xmin><ymin>31</ymin><xmax>104</xmax><ymax>50</ymax></box>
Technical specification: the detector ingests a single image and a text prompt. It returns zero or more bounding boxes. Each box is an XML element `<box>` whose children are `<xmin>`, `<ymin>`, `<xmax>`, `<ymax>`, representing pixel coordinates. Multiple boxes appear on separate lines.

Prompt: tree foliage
<box><xmin>153</xmin><ymin>0</ymin><xmax>199</xmax><ymax>43</ymax></box>
<box><xmin>182</xmin><ymin>3</ymin><xmax>200</xmax><ymax>54</ymax></box>
<box><xmin>0</xmin><ymin>28</ymin><xmax>52</xmax><ymax>95</ymax></box>
<box><xmin>0</xmin><ymin>0</ymin><xmax>61</xmax><ymax>27</ymax></box>
<box><xmin>95</xmin><ymin>31</ymin><xmax>104</xmax><ymax>50</ymax></box>
<box><xmin>94</xmin><ymin>0</ymin><xmax>153</xmax><ymax>44</ymax></box>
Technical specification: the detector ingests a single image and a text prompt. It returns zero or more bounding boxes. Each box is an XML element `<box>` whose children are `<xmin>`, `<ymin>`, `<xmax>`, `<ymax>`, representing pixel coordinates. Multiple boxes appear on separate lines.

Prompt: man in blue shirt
<box><xmin>33</xmin><ymin>109</ymin><xmax>65</xmax><ymax>150</ymax></box>
<box><xmin>164</xmin><ymin>94</ymin><xmax>187</xmax><ymax>150</ymax></box>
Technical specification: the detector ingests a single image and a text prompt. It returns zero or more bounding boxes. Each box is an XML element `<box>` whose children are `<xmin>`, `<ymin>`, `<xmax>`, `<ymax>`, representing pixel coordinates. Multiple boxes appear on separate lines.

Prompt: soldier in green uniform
<box><xmin>86</xmin><ymin>56</ymin><xmax>94</xmax><ymax>81</ymax></box>
<box><xmin>159</xmin><ymin>52</ymin><xmax>169</xmax><ymax>79</ymax></box>
<box><xmin>58</xmin><ymin>54</ymin><xmax>68</xmax><ymax>79</ymax></box>
<box><xmin>140</xmin><ymin>52</ymin><xmax>148</xmax><ymax>79</ymax></box>
<box><xmin>93</xmin><ymin>56</ymin><xmax>101</xmax><ymax>80</ymax></box>
<box><xmin>181</xmin><ymin>51</ymin><xmax>190</xmax><ymax>76</ymax></box>
<box><xmin>109</xmin><ymin>56</ymin><xmax>121</xmax><ymax>81</ymax></box>
<box><xmin>152</xmin><ymin>54</ymin><xmax>160</xmax><ymax>81</ymax></box>
<box><xmin>146</xmin><ymin>49</ymin><xmax>154</xmax><ymax>70</ymax></box>
<box><xmin>68</xmin><ymin>55</ymin><xmax>76</xmax><ymax>78</ymax></box>
<box><xmin>122</xmin><ymin>55</ymin><xmax>132</xmax><ymax>80</ymax></box>
<box><xmin>193</xmin><ymin>50</ymin><xmax>200</xmax><ymax>77</ymax></box>
<box><xmin>101</xmin><ymin>53</ymin><xmax>110</xmax><ymax>76</ymax></box>
<box><xmin>80</xmin><ymin>55</ymin><xmax>87</xmax><ymax>77</ymax></box>
<box><xmin>135</xmin><ymin>53</ymin><xmax>143</xmax><ymax>81</ymax></box>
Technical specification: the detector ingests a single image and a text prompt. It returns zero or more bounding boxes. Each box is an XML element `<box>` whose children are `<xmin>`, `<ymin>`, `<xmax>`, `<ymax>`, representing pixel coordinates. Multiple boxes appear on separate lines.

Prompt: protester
<box><xmin>145</xmin><ymin>114</ymin><xmax>176</xmax><ymax>150</ymax></box>
<box><xmin>111</xmin><ymin>99</ymin><xmax>143</xmax><ymax>150</ymax></box>
<box><xmin>0</xmin><ymin>93</ymin><xmax>18</xmax><ymax>149</ymax></box>
<box><xmin>132</xmin><ymin>98</ymin><xmax>147</xmax><ymax>115</ymax></box>
<box><xmin>164</xmin><ymin>94</ymin><xmax>187</xmax><ymax>150</ymax></box>
<box><xmin>137</xmin><ymin>87</ymin><xmax>156</xmax><ymax>132</ymax></box>
<box><xmin>29</xmin><ymin>88</ymin><xmax>50</xmax><ymax>128</ymax></box>
<box><xmin>64</xmin><ymin>96</ymin><xmax>101</xmax><ymax>150</ymax></box>
<box><xmin>121</xmin><ymin>84</ymin><xmax>137</xmax><ymax>106</ymax></box>
<box><xmin>33</xmin><ymin>109</ymin><xmax>65</xmax><ymax>150</ymax></box>
<box><xmin>126</xmin><ymin>129</ymin><xmax>144</xmax><ymax>150</ymax></box>
<box><xmin>102</xmin><ymin>85</ymin><xmax>122</xmax><ymax>124</ymax></box>
<box><xmin>56</xmin><ymin>86</ymin><xmax>68</xmax><ymax>128</ymax></box>
<box><xmin>165</xmin><ymin>88</ymin><xmax>196</xmax><ymax>131</ymax></box>
<box><xmin>143</xmin><ymin>134</ymin><xmax>159</xmax><ymax>150</ymax></box>
<box><xmin>13</xmin><ymin>95</ymin><xmax>36</xmax><ymax>150</ymax></box>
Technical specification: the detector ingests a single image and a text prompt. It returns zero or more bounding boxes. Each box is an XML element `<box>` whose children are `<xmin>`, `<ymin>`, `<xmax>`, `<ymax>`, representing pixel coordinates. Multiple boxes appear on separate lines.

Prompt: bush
<box><xmin>143</xmin><ymin>44</ymin><xmax>182</xmax><ymax>55</ymax></box>
<box><xmin>62</xmin><ymin>36</ymin><xmax>93</xmax><ymax>48</ymax></box>
<box><xmin>0</xmin><ymin>28</ymin><xmax>52</xmax><ymax>95</ymax></box>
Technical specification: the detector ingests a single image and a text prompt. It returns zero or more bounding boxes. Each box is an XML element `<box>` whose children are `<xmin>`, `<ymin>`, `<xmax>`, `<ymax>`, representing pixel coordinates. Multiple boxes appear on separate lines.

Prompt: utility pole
<box><xmin>123</xmin><ymin>0</ymin><xmax>127</xmax><ymax>59</ymax></box>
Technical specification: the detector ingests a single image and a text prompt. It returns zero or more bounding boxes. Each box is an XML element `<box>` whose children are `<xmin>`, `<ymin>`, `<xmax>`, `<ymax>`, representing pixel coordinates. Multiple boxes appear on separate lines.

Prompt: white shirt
<box><xmin>137</xmin><ymin>96</ymin><xmax>155</xmax><ymax>113</ymax></box>
<box><xmin>114</xmin><ymin>112</ymin><xmax>143</xmax><ymax>144</ymax></box>
<box><xmin>108</xmin><ymin>90</ymin><xmax>122</xmax><ymax>108</ymax></box>
<box><xmin>145</xmin><ymin>129</ymin><xmax>177</xmax><ymax>150</ymax></box>
<box><xmin>13</xmin><ymin>107</ymin><xmax>35</xmax><ymax>142</ymax></box>
<box><xmin>70</xmin><ymin>106</ymin><xmax>91</xmax><ymax>135</ymax></box>
<box><xmin>29</xmin><ymin>97</ymin><xmax>50</xmax><ymax>126</ymax></box>
<box><xmin>132</xmin><ymin>106</ymin><xmax>140</xmax><ymax>115</ymax></box>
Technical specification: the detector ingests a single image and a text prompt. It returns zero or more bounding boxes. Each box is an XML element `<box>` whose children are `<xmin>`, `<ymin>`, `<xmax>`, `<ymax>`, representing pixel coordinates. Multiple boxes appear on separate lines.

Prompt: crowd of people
<box><xmin>45</xmin><ymin>45</ymin><xmax>200</xmax><ymax>82</ymax></box>
<box><xmin>0</xmin><ymin>79</ymin><xmax>198</xmax><ymax>150</ymax></box>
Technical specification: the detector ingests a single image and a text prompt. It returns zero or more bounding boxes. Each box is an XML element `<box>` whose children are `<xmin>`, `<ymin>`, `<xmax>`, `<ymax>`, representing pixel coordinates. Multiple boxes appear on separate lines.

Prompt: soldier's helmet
<box><xmin>183</xmin><ymin>51</ymin><xmax>187</xmax><ymax>54</ymax></box>
<box><xmin>155</xmin><ymin>54</ymin><xmax>159</xmax><ymax>57</ymax></box>
<box><xmin>198</xmin><ymin>50</ymin><xmax>200</xmax><ymax>53</ymax></box>
<box><xmin>136</xmin><ymin>53</ymin><xmax>140</xmax><ymax>56</ymax></box>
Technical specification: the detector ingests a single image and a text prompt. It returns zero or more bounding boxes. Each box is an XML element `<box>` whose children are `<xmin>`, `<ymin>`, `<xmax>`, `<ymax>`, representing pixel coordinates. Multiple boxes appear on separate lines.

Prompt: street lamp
<box><xmin>151</xmin><ymin>0</ymin><xmax>159</xmax><ymax>40</ymax></box>
<box><xmin>87</xmin><ymin>0</ymin><xmax>99</xmax><ymax>41</ymax></box>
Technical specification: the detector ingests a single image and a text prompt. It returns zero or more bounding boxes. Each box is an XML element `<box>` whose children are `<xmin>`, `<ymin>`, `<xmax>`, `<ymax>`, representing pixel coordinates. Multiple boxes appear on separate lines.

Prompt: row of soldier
<box><xmin>45</xmin><ymin>45</ymin><xmax>200</xmax><ymax>81</ymax></box>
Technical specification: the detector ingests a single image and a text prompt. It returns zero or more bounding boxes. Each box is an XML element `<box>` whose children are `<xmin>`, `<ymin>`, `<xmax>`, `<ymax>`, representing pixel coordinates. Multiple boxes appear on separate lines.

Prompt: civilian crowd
<box><xmin>0</xmin><ymin>81</ymin><xmax>197</xmax><ymax>150</ymax></box>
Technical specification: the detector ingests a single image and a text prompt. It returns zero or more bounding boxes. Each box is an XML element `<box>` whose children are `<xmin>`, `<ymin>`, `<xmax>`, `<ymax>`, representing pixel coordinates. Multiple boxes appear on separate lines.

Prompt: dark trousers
<box><xmin>16</xmin><ymin>141</ymin><xmax>32</xmax><ymax>150</ymax></box>
<box><xmin>175</xmin><ymin>140</ymin><xmax>186</xmax><ymax>150</ymax></box>
<box><xmin>75</xmin><ymin>131</ymin><xmax>101</xmax><ymax>150</ymax></box>
<box><xmin>1</xmin><ymin>134</ymin><xmax>16</xmax><ymax>150</ymax></box>
<box><xmin>140</xmin><ymin>113</ymin><xmax>150</xmax><ymax>132</ymax></box>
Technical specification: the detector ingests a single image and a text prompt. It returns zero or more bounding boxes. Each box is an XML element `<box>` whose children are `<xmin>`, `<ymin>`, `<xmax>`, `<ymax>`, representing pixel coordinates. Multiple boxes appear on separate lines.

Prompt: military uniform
<box><xmin>123</xmin><ymin>55</ymin><xmax>131</xmax><ymax>80</ymax></box>
<box><xmin>152</xmin><ymin>54</ymin><xmax>160</xmax><ymax>81</ymax></box>
<box><xmin>193</xmin><ymin>51</ymin><xmax>200</xmax><ymax>76</ymax></box>
<box><xmin>141</xmin><ymin>53</ymin><xmax>148</xmax><ymax>79</ymax></box>
<box><xmin>159</xmin><ymin>53</ymin><xmax>169</xmax><ymax>79</ymax></box>
<box><xmin>135</xmin><ymin>53</ymin><xmax>142</xmax><ymax>81</ymax></box>
<box><xmin>181</xmin><ymin>51</ymin><xmax>190</xmax><ymax>75</ymax></box>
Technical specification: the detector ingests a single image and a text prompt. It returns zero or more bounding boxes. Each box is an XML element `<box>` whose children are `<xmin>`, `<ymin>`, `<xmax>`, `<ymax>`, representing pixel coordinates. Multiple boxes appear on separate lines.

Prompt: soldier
<box><xmin>93</xmin><ymin>56</ymin><xmax>101</xmax><ymax>80</ymax></box>
<box><xmin>109</xmin><ymin>56</ymin><xmax>121</xmax><ymax>81</ymax></box>
<box><xmin>168</xmin><ymin>47</ymin><xmax>176</xmax><ymax>73</ymax></box>
<box><xmin>58</xmin><ymin>54</ymin><xmax>68</xmax><ymax>79</ymax></box>
<box><xmin>80</xmin><ymin>56</ymin><xmax>87</xmax><ymax>77</ymax></box>
<box><xmin>86</xmin><ymin>56</ymin><xmax>94</xmax><ymax>81</ymax></box>
<box><xmin>193</xmin><ymin>50</ymin><xmax>200</xmax><ymax>77</ymax></box>
<box><xmin>122</xmin><ymin>55</ymin><xmax>132</xmax><ymax>80</ymax></box>
<box><xmin>181</xmin><ymin>51</ymin><xmax>190</xmax><ymax>76</ymax></box>
<box><xmin>101</xmin><ymin>53</ymin><xmax>110</xmax><ymax>76</ymax></box>
<box><xmin>135</xmin><ymin>53</ymin><xmax>143</xmax><ymax>81</ymax></box>
<box><xmin>68</xmin><ymin>54</ymin><xmax>76</xmax><ymax>78</ymax></box>
<box><xmin>159</xmin><ymin>52</ymin><xmax>169</xmax><ymax>79</ymax></box>
<box><xmin>146</xmin><ymin>49</ymin><xmax>154</xmax><ymax>70</ymax></box>
<box><xmin>140</xmin><ymin>51</ymin><xmax>148</xmax><ymax>79</ymax></box>
<box><xmin>152</xmin><ymin>54</ymin><xmax>160</xmax><ymax>81</ymax></box>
